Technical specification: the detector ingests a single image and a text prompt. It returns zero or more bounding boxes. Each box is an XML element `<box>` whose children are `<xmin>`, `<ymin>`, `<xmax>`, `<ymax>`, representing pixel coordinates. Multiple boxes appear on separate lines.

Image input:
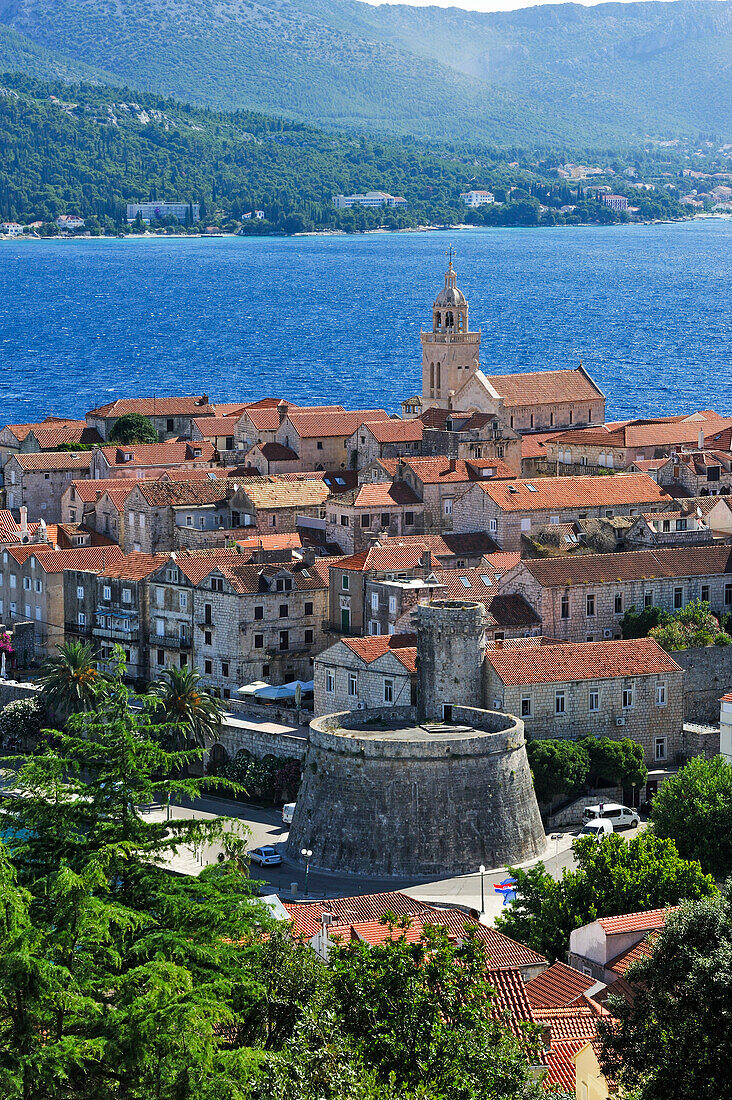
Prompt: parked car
<box><xmin>577</xmin><ymin>818</ymin><xmax>613</xmax><ymax>839</ymax></box>
<box><xmin>582</xmin><ymin>803</ymin><xmax>640</xmax><ymax>830</ymax></box>
<box><xmin>282</xmin><ymin>802</ymin><xmax>296</xmax><ymax>825</ymax></box>
<box><xmin>248</xmin><ymin>845</ymin><xmax>282</xmax><ymax>866</ymax></box>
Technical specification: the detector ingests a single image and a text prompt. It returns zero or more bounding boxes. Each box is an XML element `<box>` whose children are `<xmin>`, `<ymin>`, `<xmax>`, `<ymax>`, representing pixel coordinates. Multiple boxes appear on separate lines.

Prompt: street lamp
<box><xmin>479</xmin><ymin>864</ymin><xmax>486</xmax><ymax>915</ymax></box>
<box><xmin>550</xmin><ymin>833</ymin><xmax>563</xmax><ymax>862</ymax></box>
<box><xmin>301</xmin><ymin>848</ymin><xmax>313</xmax><ymax>896</ymax></box>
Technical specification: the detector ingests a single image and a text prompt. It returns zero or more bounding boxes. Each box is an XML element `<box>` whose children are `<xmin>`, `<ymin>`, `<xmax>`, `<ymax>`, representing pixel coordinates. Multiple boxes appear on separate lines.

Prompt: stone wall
<box><xmin>674</xmin><ymin>644</ymin><xmax>732</xmax><ymax>724</ymax></box>
<box><xmin>0</xmin><ymin>679</ymin><xmax>41</xmax><ymax>707</ymax></box>
<box><xmin>214</xmin><ymin>715</ymin><xmax>308</xmax><ymax>763</ymax></box>
<box><xmin>547</xmin><ymin>787</ymin><xmax>622</xmax><ymax>828</ymax></box>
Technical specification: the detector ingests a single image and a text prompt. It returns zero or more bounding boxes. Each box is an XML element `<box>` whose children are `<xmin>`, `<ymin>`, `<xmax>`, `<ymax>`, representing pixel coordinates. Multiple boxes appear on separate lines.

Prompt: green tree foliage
<box><xmin>620</xmin><ymin>604</ymin><xmax>670</xmax><ymax>639</ymax></box>
<box><xmin>220</xmin><ymin>750</ymin><xmax>301</xmax><ymax>805</ymax></box>
<box><xmin>37</xmin><ymin>639</ymin><xmax>110</xmax><ymax>720</ymax></box>
<box><xmin>580</xmin><ymin>735</ymin><xmax>647</xmax><ymax>790</ymax></box>
<box><xmin>0</xmin><ymin>697</ymin><xmax>43</xmax><ymax>748</ymax></box>
<box><xmin>526</xmin><ymin>739</ymin><xmax>589</xmax><ymax>804</ymax></box>
<box><xmin>649</xmin><ymin>598</ymin><xmax>730</xmax><ymax>650</ymax></box>
<box><xmin>650</xmin><ymin>755</ymin><xmax>732</xmax><ymax>881</ymax></box>
<box><xmin>599</xmin><ymin>892</ymin><xmax>732</xmax><ymax>1100</ymax></box>
<box><xmin>107</xmin><ymin>412</ymin><xmax>158</xmax><ymax>444</ymax></box>
<box><xmin>149</xmin><ymin>664</ymin><xmax>225</xmax><ymax>749</ymax></box>
<box><xmin>496</xmin><ymin>832</ymin><xmax>717</xmax><ymax>962</ymax></box>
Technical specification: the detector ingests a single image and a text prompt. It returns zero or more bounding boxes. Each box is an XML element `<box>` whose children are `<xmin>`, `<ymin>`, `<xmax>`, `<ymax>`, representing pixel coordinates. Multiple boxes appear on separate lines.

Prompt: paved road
<box><xmin>161</xmin><ymin>794</ymin><xmax>646</xmax><ymax>924</ymax></box>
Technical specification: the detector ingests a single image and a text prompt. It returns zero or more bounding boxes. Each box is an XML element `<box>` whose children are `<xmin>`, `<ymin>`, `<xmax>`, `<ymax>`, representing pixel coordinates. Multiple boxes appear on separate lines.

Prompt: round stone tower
<box><xmin>415</xmin><ymin>600</ymin><xmax>486</xmax><ymax>721</ymax></box>
<box><xmin>286</xmin><ymin>704</ymin><xmax>546</xmax><ymax>878</ymax></box>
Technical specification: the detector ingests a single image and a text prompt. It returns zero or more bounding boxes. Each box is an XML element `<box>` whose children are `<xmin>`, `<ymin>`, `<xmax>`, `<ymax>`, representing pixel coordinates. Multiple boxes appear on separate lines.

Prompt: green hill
<box><xmin>0</xmin><ymin>0</ymin><xmax>728</xmax><ymax>147</ymax></box>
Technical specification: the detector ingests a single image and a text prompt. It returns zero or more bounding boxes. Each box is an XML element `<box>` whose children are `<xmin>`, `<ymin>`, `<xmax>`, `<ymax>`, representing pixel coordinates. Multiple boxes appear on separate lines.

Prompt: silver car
<box><xmin>248</xmin><ymin>845</ymin><xmax>282</xmax><ymax>866</ymax></box>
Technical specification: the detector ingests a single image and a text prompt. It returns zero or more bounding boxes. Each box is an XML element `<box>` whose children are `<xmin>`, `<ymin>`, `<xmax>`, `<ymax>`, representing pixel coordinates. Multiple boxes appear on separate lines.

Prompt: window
<box><xmin>316</xmin><ymin>441</ymin><xmax>323</xmax><ymax>450</ymax></box>
<box><xmin>340</xmin><ymin>515</ymin><xmax>349</xmax><ymax>527</ymax></box>
<box><xmin>157</xmin><ymin>649</ymin><xmax>165</xmax><ymax>665</ymax></box>
<box><xmin>555</xmin><ymin>691</ymin><xmax>565</xmax><ymax>715</ymax></box>
<box><xmin>9</xmin><ymin>602</ymin><xmax>15</xmax><ymax>616</ymax></box>
<box><xmin>211</xmin><ymin>577</ymin><xmax>224</xmax><ymax>592</ymax></box>
<box><xmin>103</xmin><ymin>584</ymin><xmax>111</xmax><ymax>600</ymax></box>
<box><xmin>204</xmin><ymin>630</ymin><xmax>212</xmax><ymax>646</ymax></box>
<box><xmin>23</xmin><ymin>576</ymin><xmax>31</xmax><ymax>591</ymax></box>
<box><xmin>655</xmin><ymin>737</ymin><xmax>667</xmax><ymax>761</ymax></box>
<box><xmin>24</xmin><ymin>603</ymin><xmax>30</xmax><ymax>619</ymax></box>
<box><xmin>550</xmin><ymin>515</ymin><xmax>560</xmax><ymax>525</ymax></box>
<box><xmin>304</xmin><ymin>601</ymin><xmax>313</xmax><ymax>616</ymax></box>
<box><xmin>76</xmin><ymin>585</ymin><xmax>84</xmax><ymax>599</ymax></box>
<box><xmin>605</xmin><ymin>509</ymin><xmax>614</xmax><ymax>519</ymax></box>
<box><xmin>656</xmin><ymin>682</ymin><xmax>667</xmax><ymax>707</ymax></box>
<box><xmin>78</xmin><ymin>612</ymin><xmax>86</xmax><ymax>627</ymax></box>
<box><xmin>9</xmin><ymin>574</ymin><xmax>16</xmax><ymax>589</ymax></box>
<box><xmin>304</xmin><ymin>628</ymin><xmax>314</xmax><ymax>644</ymax></box>
<box><xmin>404</xmin><ymin>512</ymin><xmax>414</xmax><ymax>526</ymax></box>
<box><xmin>388</xmin><ymin>595</ymin><xmax>397</xmax><ymax>615</ymax></box>
<box><xmin>166</xmin><ymin>418</ymin><xmax>174</xmax><ymax>432</ymax></box>
<box><xmin>270</xmin><ymin>515</ymin><xmax>277</xmax><ymax>527</ymax></box>
<box><xmin>644</xmin><ymin>591</ymin><xmax>653</xmax><ymax>608</ymax></box>
<box><xmin>325</xmin><ymin>668</ymin><xmax>335</xmax><ymax>693</ymax></box>
<box><xmin>589</xmin><ymin>690</ymin><xmax>599</xmax><ymax>713</ymax></box>
<box><xmin>342</xmin><ymin>575</ymin><xmax>349</xmax><ymax>591</ymax></box>
<box><xmin>444</xmin><ymin>498</ymin><xmax>453</xmax><ymax>516</ymax></box>
<box><xmin>371</xmin><ymin>593</ymin><xmax>379</xmax><ymax>612</ymax></box>
<box><xmin>348</xmin><ymin>672</ymin><xmax>358</xmax><ymax>697</ymax></box>
<box><xmin>674</xmin><ymin>587</ymin><xmax>683</xmax><ymax>610</ymax></box>
<box><xmin>254</xmin><ymin>634</ymin><xmax>264</xmax><ymax>649</ymax></box>
<box><xmin>369</xmin><ymin>621</ymin><xmax>381</xmax><ymax>636</ymax></box>
<box><xmin>176</xmin><ymin>591</ymin><xmax>186</xmax><ymax>611</ymax></box>
<box><xmin>383</xmin><ymin>678</ymin><xmax>394</xmax><ymax>704</ymax></box>
<box><xmin>180</xmin><ymin>653</ymin><xmax>188</xmax><ymax>668</ymax></box>
<box><xmin>521</xmin><ymin>696</ymin><xmax>531</xmax><ymax>717</ymax></box>
<box><xmin>204</xmin><ymin>659</ymin><xmax>212</xmax><ymax>674</ymax></box>
<box><xmin>279</xmin><ymin>630</ymin><xmax>289</xmax><ymax>651</ymax></box>
<box><xmin>279</xmin><ymin>603</ymin><xmax>289</xmax><ymax>618</ymax></box>
<box><xmin>725</xmin><ymin>583</ymin><xmax>732</xmax><ymax>606</ymax></box>
<box><xmin>623</xmin><ymin>681</ymin><xmax>634</xmax><ymax>709</ymax></box>
<box><xmin>381</xmin><ymin>512</ymin><xmax>390</xmax><ymax>528</ymax></box>
<box><xmin>586</xmin><ymin>594</ymin><xmax>595</xmax><ymax>617</ymax></box>
<box><xmin>561</xmin><ymin>594</ymin><xmax>570</xmax><ymax>619</ymax></box>
<box><xmin>186</xmin><ymin>514</ymin><xmax>193</xmax><ymax>527</ymax></box>
<box><xmin>138</xmin><ymin>514</ymin><xmax>145</xmax><ymax>529</ymax></box>
<box><xmin>701</xmin><ymin>585</ymin><xmax>710</xmax><ymax>604</ymax></box>
<box><xmin>614</xmin><ymin>593</ymin><xmax>623</xmax><ymax>614</ymax></box>
<box><xmin>254</xmin><ymin>605</ymin><xmax>264</xmax><ymax>620</ymax></box>
<box><xmin>204</xmin><ymin>603</ymin><xmax>212</xmax><ymax>625</ymax></box>
<box><xmin>222</xmin><ymin>662</ymin><xmax>229</xmax><ymax>678</ymax></box>
<box><xmin>155</xmin><ymin>617</ymin><xmax>165</xmax><ymax>637</ymax></box>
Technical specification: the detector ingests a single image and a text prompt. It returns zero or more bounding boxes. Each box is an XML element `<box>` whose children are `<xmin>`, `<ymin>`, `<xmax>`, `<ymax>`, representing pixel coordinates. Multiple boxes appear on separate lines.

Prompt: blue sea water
<box><xmin>0</xmin><ymin>220</ymin><xmax>730</xmax><ymax>424</ymax></box>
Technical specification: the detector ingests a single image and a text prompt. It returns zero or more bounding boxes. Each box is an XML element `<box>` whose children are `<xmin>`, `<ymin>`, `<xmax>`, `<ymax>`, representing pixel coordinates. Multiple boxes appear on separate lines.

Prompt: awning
<box><xmin>237</xmin><ymin>680</ymin><xmax>269</xmax><ymax>696</ymax></box>
<box><xmin>253</xmin><ymin>680</ymin><xmax>314</xmax><ymax>702</ymax></box>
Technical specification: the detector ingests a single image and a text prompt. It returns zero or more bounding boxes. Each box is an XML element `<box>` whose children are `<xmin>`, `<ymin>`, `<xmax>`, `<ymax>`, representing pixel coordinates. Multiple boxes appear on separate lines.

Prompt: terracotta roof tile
<box><xmin>287</xmin><ymin>409</ymin><xmax>389</xmax><ymax>439</ymax></box>
<box><xmin>380</xmin><ymin>456</ymin><xmax>515</xmax><ymax>484</ymax></box>
<box><xmin>29</xmin><ymin>545</ymin><xmax>124</xmax><ymax>573</ymax></box>
<box><xmin>98</xmin><ymin>442</ymin><xmax>216</xmax><ymax>467</ymax></box>
<box><xmin>134</xmin><ymin>479</ymin><xmax>234</xmax><ymax>506</ymax></box>
<box><xmin>215</xmin><ymin>560</ymin><xmax>328</xmax><ymax>595</ymax></box>
<box><xmin>375</xmin><ymin>532</ymin><xmax>499</xmax><ymax>559</ymax></box>
<box><xmin>252</xmin><ymin>442</ymin><xmax>299</xmax><ymax>461</ymax></box>
<box><xmin>87</xmin><ymin>396</ymin><xmax>211</xmax><ymax>418</ymax></box>
<box><xmin>335</xmin><ymin>544</ymin><xmax>434</xmax><ymax>572</ymax></box>
<box><xmin>597</xmin><ymin>907</ymin><xmax>673</xmax><ymax>935</ymax></box>
<box><xmin>419</xmin><ymin>407</ymin><xmax>498</xmax><ymax>431</ymax></box>
<box><xmin>243</xmin><ymin>403</ymin><xmax>344</xmax><ymax>432</ymax></box>
<box><xmin>427</xmin><ymin>908</ymin><xmax>547</xmax><ymax>969</ymax></box>
<box><xmin>167</xmin><ymin>548</ymin><xmax>243</xmax><ymax>584</ymax></box>
<box><xmin>486</xmin><ymin>366</ymin><xmax>604</xmax><ymax>407</ymax></box>
<box><xmin>351</xmin><ymin>481</ymin><xmax>422</xmax><ymax>507</ymax></box>
<box><xmin>10</xmin><ymin>452</ymin><xmax>93</xmax><ymax>471</ymax></box>
<box><xmin>474</xmin><ymin>472</ymin><xmax>672</xmax><ymax>511</ymax></box>
<box><xmin>485</xmin><ymin>551</ymin><xmax>522</xmax><ymax>573</ymax></box>
<box><xmin>1</xmin><ymin>418</ymin><xmax>86</xmax><ymax>443</ymax></box>
<box><xmin>521</xmin><ymin>545</ymin><xmax>732</xmax><ymax>586</ymax></box>
<box><xmin>31</xmin><ymin>426</ymin><xmax>102</xmax><ymax>449</ymax></box>
<box><xmin>534</xmin><ymin>1006</ymin><xmax>604</xmax><ymax>1042</ymax></box>
<box><xmin>486</xmin><ymin>638</ymin><xmax>681</xmax><ymax>685</ymax></box>
<box><xmin>520</xmin><ymin>431</ymin><xmax>558</xmax><ymax>460</ymax></box>
<box><xmin>543</xmin><ymin>1038</ymin><xmax>587</xmax><ymax>1091</ymax></box>
<box><xmin>606</xmin><ymin>936</ymin><xmax>655</xmax><ymax>976</ymax></box>
<box><xmin>283</xmin><ymin>891</ymin><xmax>431</xmax><ymax>937</ymax></box>
<box><xmin>340</xmin><ymin>633</ymin><xmax>418</xmax><ymax>673</ymax></box>
<box><xmin>525</xmin><ymin>962</ymin><xmax>596</xmax><ymax>1009</ymax></box>
<box><xmin>92</xmin><ymin>551</ymin><xmax>163</xmax><ymax>580</ymax></box>
<box><xmin>241</xmin><ymin>479</ymin><xmax>330</xmax><ymax>510</ymax></box>
<box><xmin>191</xmin><ymin>416</ymin><xmax>239</xmax><ymax>436</ymax></box>
<box><xmin>359</xmin><ymin>419</ymin><xmax>423</xmax><ymax>444</ymax></box>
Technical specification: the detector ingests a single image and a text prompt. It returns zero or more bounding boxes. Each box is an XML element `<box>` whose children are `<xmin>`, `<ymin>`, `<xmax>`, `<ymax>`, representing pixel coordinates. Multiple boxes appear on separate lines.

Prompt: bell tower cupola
<box><xmin>420</xmin><ymin>247</ymin><xmax>481</xmax><ymax>410</ymax></box>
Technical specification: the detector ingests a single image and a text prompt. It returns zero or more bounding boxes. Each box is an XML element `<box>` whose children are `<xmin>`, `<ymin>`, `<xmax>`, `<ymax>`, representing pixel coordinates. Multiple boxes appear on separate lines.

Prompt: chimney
<box><xmin>495</xmin><ymin>637</ymin><xmax>504</xmax><ymax>650</ymax></box>
<box><xmin>19</xmin><ymin>507</ymin><xmax>28</xmax><ymax>541</ymax></box>
<box><xmin>698</xmin><ymin>428</ymin><xmax>704</xmax><ymax>451</ymax></box>
<box><xmin>200</xmin><ymin>394</ymin><xmax>209</xmax><ymax>406</ymax></box>
<box><xmin>278</xmin><ymin>400</ymin><xmax>288</xmax><ymax>426</ymax></box>
<box><xmin>420</xmin><ymin>549</ymin><xmax>432</xmax><ymax>573</ymax></box>
<box><xmin>448</xmin><ymin>458</ymin><xmax>456</xmax><ymax>472</ymax></box>
<box><xmin>301</xmin><ymin>547</ymin><xmax>316</xmax><ymax>567</ymax></box>
<box><xmin>395</xmin><ymin>458</ymin><xmax>405</xmax><ymax>481</ymax></box>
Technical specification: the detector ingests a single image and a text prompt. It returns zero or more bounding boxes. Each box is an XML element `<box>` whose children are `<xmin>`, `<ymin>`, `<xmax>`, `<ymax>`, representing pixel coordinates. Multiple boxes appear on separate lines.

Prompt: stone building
<box><xmin>245</xmin><ymin>442</ymin><xmax>301</xmax><ymax>475</ymax></box>
<box><xmin>324</xmin><ymin>480</ymin><xmax>424</xmax><ymax>555</ymax></box>
<box><xmin>417</xmin><ymin>407</ymin><xmax>522</xmax><ymax>474</ymax></box>
<box><xmin>643</xmin><ymin>449</ymin><xmax>732</xmax><ymax>497</ymax></box>
<box><xmin>484</xmin><ymin>639</ymin><xmax>685</xmax><ymax>768</ymax></box>
<box><xmin>274</xmin><ymin>408</ymin><xmax>389</xmax><ymax>471</ymax></box>
<box><xmin>500</xmin><ymin>546</ymin><xmax>732</xmax><ymax>643</ymax></box>
<box><xmin>313</xmin><ymin>633</ymin><xmax>417</xmax><ymax>716</ymax></box>
<box><xmin>0</xmin><ymin>418</ymin><xmax>89</xmax><ymax>464</ymax></box>
<box><xmin>89</xmin><ymin>441</ymin><xmax>217</xmax><ymax>480</ymax></box>
<box><xmin>418</xmin><ymin>257</ymin><xmax>482</xmax><ymax>412</ymax></box>
<box><xmin>232</xmin><ymin>400</ymin><xmax>345</xmax><ymax>452</ymax></box>
<box><xmin>61</xmin><ymin>478</ymin><xmax>137</xmax><ymax>528</ymax></box>
<box><xmin>85</xmin><ymin>395</ymin><xmax>216</xmax><ymax>441</ymax></box>
<box><xmin>451</xmin><ymin>472</ymin><xmax>674</xmax><ymax>552</ymax></box>
<box><xmin>623</xmin><ymin>510</ymin><xmax>715</xmax><ymax>549</ymax></box>
<box><xmin>345</xmin><ymin>419</ymin><xmax>424</xmax><ymax>468</ymax></box>
<box><xmin>4</xmin><ymin>452</ymin><xmax>93</xmax><ymax>521</ymax></box>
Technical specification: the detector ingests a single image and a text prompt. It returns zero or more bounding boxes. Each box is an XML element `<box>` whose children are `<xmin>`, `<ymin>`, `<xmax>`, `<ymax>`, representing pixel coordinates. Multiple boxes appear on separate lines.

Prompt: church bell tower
<box><xmin>420</xmin><ymin>247</ymin><xmax>481</xmax><ymax>410</ymax></box>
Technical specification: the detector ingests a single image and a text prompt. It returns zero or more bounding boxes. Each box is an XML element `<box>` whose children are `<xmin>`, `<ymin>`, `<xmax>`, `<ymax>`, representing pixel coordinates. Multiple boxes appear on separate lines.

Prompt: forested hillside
<box><xmin>0</xmin><ymin>75</ymin><xmax>689</xmax><ymax>231</ymax></box>
<box><xmin>0</xmin><ymin>0</ymin><xmax>728</xmax><ymax>147</ymax></box>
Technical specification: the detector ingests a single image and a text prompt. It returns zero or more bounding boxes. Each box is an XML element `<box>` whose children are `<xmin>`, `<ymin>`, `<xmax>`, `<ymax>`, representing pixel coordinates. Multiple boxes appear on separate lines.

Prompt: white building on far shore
<box><xmin>460</xmin><ymin>189</ymin><xmax>495</xmax><ymax>207</ymax></box>
<box><xmin>126</xmin><ymin>201</ymin><xmax>200</xmax><ymax>224</ymax></box>
<box><xmin>1</xmin><ymin>222</ymin><xmax>24</xmax><ymax>236</ymax></box>
<box><xmin>333</xmin><ymin>192</ymin><xmax>407</xmax><ymax>209</ymax></box>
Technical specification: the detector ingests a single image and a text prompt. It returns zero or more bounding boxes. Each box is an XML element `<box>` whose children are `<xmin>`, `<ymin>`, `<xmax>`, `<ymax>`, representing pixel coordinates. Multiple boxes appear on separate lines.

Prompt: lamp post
<box><xmin>301</xmin><ymin>848</ymin><xmax>313</xmax><ymax>896</ymax></box>
<box><xmin>479</xmin><ymin>864</ymin><xmax>486</xmax><ymax>916</ymax></box>
<box><xmin>550</xmin><ymin>833</ymin><xmax>563</xmax><ymax>863</ymax></box>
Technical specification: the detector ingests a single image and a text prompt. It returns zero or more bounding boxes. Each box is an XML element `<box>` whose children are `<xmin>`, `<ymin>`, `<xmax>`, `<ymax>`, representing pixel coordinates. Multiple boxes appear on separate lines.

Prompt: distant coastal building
<box><xmin>126</xmin><ymin>202</ymin><xmax>200</xmax><ymax>224</ymax></box>
<box><xmin>1</xmin><ymin>222</ymin><xmax>24</xmax><ymax>236</ymax></box>
<box><xmin>332</xmin><ymin>192</ymin><xmax>407</xmax><ymax>209</ymax></box>
<box><xmin>56</xmin><ymin>215</ymin><xmax>85</xmax><ymax>230</ymax></box>
<box><xmin>460</xmin><ymin>190</ymin><xmax>495</xmax><ymax>207</ymax></box>
<box><xmin>602</xmin><ymin>194</ymin><xmax>629</xmax><ymax>212</ymax></box>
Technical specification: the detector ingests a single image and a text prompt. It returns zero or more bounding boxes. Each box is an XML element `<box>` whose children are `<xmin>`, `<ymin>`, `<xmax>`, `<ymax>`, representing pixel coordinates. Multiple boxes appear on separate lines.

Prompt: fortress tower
<box><xmin>415</xmin><ymin>600</ymin><xmax>486</xmax><ymax>721</ymax></box>
<box><xmin>420</xmin><ymin>249</ymin><xmax>481</xmax><ymax>411</ymax></box>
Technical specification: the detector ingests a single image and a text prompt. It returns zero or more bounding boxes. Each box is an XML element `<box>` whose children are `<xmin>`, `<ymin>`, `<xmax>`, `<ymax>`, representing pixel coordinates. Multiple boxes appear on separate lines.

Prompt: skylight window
<box><xmin>460</xmin><ymin>576</ymin><xmax>472</xmax><ymax>587</ymax></box>
<box><xmin>336</xmin><ymin>477</ymin><xmax>345</xmax><ymax>485</ymax></box>
<box><xmin>480</xmin><ymin>575</ymin><xmax>493</xmax><ymax>586</ymax></box>
<box><xmin>525</xmin><ymin>483</ymin><xmax>538</xmax><ymax>492</ymax></box>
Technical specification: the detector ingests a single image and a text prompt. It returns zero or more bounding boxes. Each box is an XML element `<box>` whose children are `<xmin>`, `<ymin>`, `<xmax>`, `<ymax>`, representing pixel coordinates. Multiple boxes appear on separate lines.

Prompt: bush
<box><xmin>527</xmin><ymin>739</ymin><xmax>589</xmax><ymax>805</ymax></box>
<box><xmin>221</xmin><ymin>750</ymin><xmax>301</xmax><ymax>804</ymax></box>
<box><xmin>0</xmin><ymin>697</ymin><xmax>43</xmax><ymax>749</ymax></box>
<box><xmin>650</xmin><ymin>599</ymin><xmax>729</xmax><ymax>650</ymax></box>
<box><xmin>108</xmin><ymin>413</ymin><xmax>157</xmax><ymax>445</ymax></box>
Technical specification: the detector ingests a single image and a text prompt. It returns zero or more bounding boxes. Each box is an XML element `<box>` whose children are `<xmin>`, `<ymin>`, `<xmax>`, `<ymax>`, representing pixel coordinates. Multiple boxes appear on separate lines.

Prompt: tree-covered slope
<box><xmin>0</xmin><ymin>0</ymin><xmax>728</xmax><ymax>147</ymax></box>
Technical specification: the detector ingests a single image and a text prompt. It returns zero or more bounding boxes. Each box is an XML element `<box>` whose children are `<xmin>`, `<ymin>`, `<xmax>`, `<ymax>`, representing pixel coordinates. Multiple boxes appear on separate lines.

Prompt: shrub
<box><xmin>0</xmin><ymin>697</ymin><xmax>43</xmax><ymax>748</ymax></box>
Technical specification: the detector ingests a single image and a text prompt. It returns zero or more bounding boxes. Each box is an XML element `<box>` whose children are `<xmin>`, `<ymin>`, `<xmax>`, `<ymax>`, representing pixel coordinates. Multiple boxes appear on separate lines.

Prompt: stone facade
<box><xmin>4</xmin><ymin>454</ymin><xmax>92</xmax><ymax>522</ymax></box>
<box><xmin>415</xmin><ymin>600</ymin><xmax>486</xmax><ymax>720</ymax></box>
<box><xmin>313</xmin><ymin>637</ymin><xmax>416</xmax><ymax>716</ymax></box>
<box><xmin>673</xmin><ymin>644</ymin><xmax>732</xmax><ymax>724</ymax></box>
<box><xmin>287</xmin><ymin>704</ymin><xmax>545</xmax><ymax>877</ymax></box>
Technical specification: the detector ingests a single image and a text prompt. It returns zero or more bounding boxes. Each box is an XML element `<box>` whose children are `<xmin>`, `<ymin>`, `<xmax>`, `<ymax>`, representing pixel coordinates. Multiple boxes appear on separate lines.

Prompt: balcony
<box><xmin>150</xmin><ymin>632</ymin><xmax>192</xmax><ymax>649</ymax></box>
<box><xmin>420</xmin><ymin>329</ymin><xmax>481</xmax><ymax>344</ymax></box>
<box><xmin>92</xmin><ymin>625</ymin><xmax>136</xmax><ymax>642</ymax></box>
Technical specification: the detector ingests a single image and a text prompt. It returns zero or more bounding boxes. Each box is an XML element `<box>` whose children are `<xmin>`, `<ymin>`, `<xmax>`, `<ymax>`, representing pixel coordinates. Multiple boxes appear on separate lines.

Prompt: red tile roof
<box><xmin>335</xmin><ymin>545</ymin><xmax>434</xmax><ymax>573</ymax></box>
<box><xmin>133</xmin><ymin>479</ymin><xmax>234</xmax><ymax>506</ymax></box>
<box><xmin>164</xmin><ymin>548</ymin><xmax>243</xmax><ymax>584</ymax></box>
<box><xmin>519</xmin><ymin>545</ymin><xmax>732</xmax><ymax>586</ymax></box>
<box><xmin>475</xmin><ymin>472</ymin><xmax>672</xmax><ymax>511</ymax></box>
<box><xmin>93</xmin><ymin>551</ymin><xmax>163</xmax><ymax>580</ymax></box>
<box><xmin>486</xmin><ymin>366</ymin><xmax>604</xmax><ymax>406</ymax></box>
<box><xmin>98</xmin><ymin>442</ymin><xmax>216</xmax><ymax>467</ymax></box>
<box><xmin>1</xmin><ymin>418</ymin><xmax>86</xmax><ymax>443</ymax></box>
<box><xmin>244</xmin><ymin>403</ymin><xmax>344</xmax><ymax>432</ymax></box>
<box><xmin>352</xmin><ymin>481</ymin><xmax>422</xmax><ymax>507</ymax></box>
<box><xmin>419</xmin><ymin>408</ymin><xmax>498</xmax><ymax>432</ymax></box>
<box><xmin>191</xmin><ymin>416</ymin><xmax>239</xmax><ymax>437</ymax></box>
<box><xmin>486</xmin><ymin>638</ymin><xmax>681</xmax><ymax>685</ymax></box>
<box><xmin>520</xmin><ymin>431</ymin><xmax>558</xmax><ymax>460</ymax></box>
<box><xmin>30</xmin><ymin>545</ymin><xmax>124</xmax><ymax>574</ymax></box>
<box><xmin>380</xmin><ymin>456</ymin><xmax>515</xmax><ymax>484</ymax></box>
<box><xmin>283</xmin><ymin>891</ymin><xmax>431</xmax><ymax>937</ymax></box>
<box><xmin>87</xmin><ymin>396</ymin><xmax>211</xmax><ymax>418</ymax></box>
<box><xmin>360</xmin><ymin>419</ymin><xmax>423</xmax><ymax>444</ymax></box>
<box><xmin>253</xmin><ymin>442</ymin><xmax>299</xmax><ymax>461</ymax></box>
<box><xmin>340</xmin><ymin>633</ymin><xmax>418</xmax><ymax>673</ymax></box>
<box><xmin>606</xmin><ymin>936</ymin><xmax>655</xmax><ymax>977</ymax></box>
<box><xmin>31</xmin><ymin>426</ymin><xmax>102</xmax><ymax>449</ymax></box>
<box><xmin>484</xmin><ymin>551</ymin><xmax>522</xmax><ymax>573</ymax></box>
<box><xmin>533</xmin><ymin>1005</ymin><xmax>606</xmax><ymax>1042</ymax></box>
<box><xmin>597</xmin><ymin>907</ymin><xmax>673</xmax><ymax>935</ymax></box>
<box><xmin>10</xmin><ymin>452</ymin><xmax>93</xmax><ymax>471</ymax></box>
<box><xmin>525</xmin><ymin>962</ymin><xmax>596</xmax><ymax>1009</ymax></box>
<box><xmin>543</xmin><ymin>1038</ymin><xmax>587</xmax><ymax>1091</ymax></box>
<box><xmin>286</xmin><ymin>409</ymin><xmax>389</xmax><ymax>439</ymax></box>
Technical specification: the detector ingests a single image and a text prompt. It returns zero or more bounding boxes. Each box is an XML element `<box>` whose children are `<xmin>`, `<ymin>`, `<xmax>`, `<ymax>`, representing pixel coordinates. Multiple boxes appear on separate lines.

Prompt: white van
<box><xmin>282</xmin><ymin>802</ymin><xmax>296</xmax><ymax>825</ymax></box>
<box><xmin>582</xmin><ymin>803</ymin><xmax>640</xmax><ymax>830</ymax></box>
<box><xmin>577</xmin><ymin>818</ymin><xmax>613</xmax><ymax>839</ymax></box>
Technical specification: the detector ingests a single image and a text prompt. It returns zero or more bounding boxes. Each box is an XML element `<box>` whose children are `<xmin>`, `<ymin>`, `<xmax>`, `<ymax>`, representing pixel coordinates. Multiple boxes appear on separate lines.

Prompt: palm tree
<box><xmin>149</xmin><ymin>665</ymin><xmax>224</xmax><ymax>750</ymax></box>
<box><xmin>37</xmin><ymin>640</ymin><xmax>109</xmax><ymax>721</ymax></box>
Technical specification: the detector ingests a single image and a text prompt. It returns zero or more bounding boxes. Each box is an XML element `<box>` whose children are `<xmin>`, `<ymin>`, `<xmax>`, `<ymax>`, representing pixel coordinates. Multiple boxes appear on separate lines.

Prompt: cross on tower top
<box><xmin>445</xmin><ymin>244</ymin><xmax>456</xmax><ymax>269</ymax></box>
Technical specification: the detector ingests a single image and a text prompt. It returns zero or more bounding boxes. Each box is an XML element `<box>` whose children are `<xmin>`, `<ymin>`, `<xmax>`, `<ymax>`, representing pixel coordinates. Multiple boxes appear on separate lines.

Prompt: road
<box><xmin>160</xmin><ymin>794</ymin><xmax>646</xmax><ymax>925</ymax></box>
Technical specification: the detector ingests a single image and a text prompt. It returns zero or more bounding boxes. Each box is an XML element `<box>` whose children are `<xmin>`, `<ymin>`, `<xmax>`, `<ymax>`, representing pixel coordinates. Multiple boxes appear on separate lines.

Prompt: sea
<box><xmin>0</xmin><ymin>220</ymin><xmax>730</xmax><ymax>425</ymax></box>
